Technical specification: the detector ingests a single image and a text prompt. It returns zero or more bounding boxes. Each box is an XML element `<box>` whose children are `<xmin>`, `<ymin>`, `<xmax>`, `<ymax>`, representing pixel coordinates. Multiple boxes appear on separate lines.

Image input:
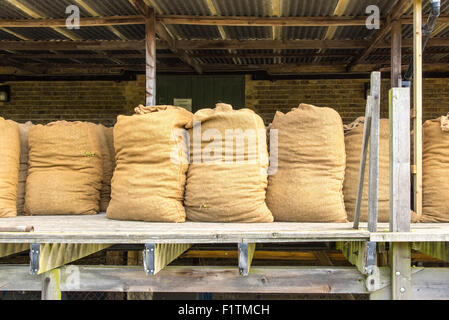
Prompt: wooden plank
<box><xmin>413</xmin><ymin>242</ymin><xmax>449</xmax><ymax>262</ymax></box>
<box><xmin>35</xmin><ymin>243</ymin><xmax>111</xmax><ymax>275</ymax></box>
<box><xmin>0</xmin><ymin>243</ymin><xmax>28</xmax><ymax>258</ymax></box>
<box><xmin>368</xmin><ymin>72</ymin><xmax>381</xmax><ymax>232</ymax></box>
<box><xmin>413</xmin><ymin>0</ymin><xmax>423</xmax><ymax>219</ymax></box>
<box><xmin>353</xmin><ymin>97</ymin><xmax>372</xmax><ymax>229</ymax></box>
<box><xmin>59</xmin><ymin>266</ymin><xmax>368</xmax><ymax>294</ymax></box>
<box><xmin>391</xmin><ymin>20</ymin><xmax>402</xmax><ymax>87</ymax></box>
<box><xmin>238</xmin><ymin>243</ymin><xmax>255</xmax><ymax>276</ymax></box>
<box><xmin>41</xmin><ymin>269</ymin><xmax>61</xmax><ymax>300</ymax></box>
<box><xmin>389</xmin><ymin>88</ymin><xmax>411</xmax><ymax>232</ymax></box>
<box><xmin>390</xmin><ymin>242</ymin><xmax>412</xmax><ymax>300</ymax></box>
<box><xmin>336</xmin><ymin>241</ymin><xmax>374</xmax><ymax>275</ymax></box>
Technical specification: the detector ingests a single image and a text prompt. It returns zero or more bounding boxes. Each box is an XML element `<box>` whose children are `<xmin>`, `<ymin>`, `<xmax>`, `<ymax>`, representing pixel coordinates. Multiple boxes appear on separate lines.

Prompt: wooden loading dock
<box><xmin>1</xmin><ymin>0</ymin><xmax>449</xmax><ymax>300</ymax></box>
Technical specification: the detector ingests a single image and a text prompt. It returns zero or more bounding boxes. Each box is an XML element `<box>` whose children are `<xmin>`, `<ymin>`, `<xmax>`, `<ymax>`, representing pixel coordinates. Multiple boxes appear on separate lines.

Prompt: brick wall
<box><xmin>245</xmin><ymin>75</ymin><xmax>449</xmax><ymax>125</ymax></box>
<box><xmin>0</xmin><ymin>75</ymin><xmax>145</xmax><ymax>126</ymax></box>
<box><xmin>1</xmin><ymin>74</ymin><xmax>449</xmax><ymax>126</ymax></box>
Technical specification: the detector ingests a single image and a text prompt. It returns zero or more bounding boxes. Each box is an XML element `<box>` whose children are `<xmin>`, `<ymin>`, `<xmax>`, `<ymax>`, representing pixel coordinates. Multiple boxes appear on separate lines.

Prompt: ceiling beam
<box><xmin>1</xmin><ymin>15</ymin><xmax>446</xmax><ymax>28</ymax></box>
<box><xmin>347</xmin><ymin>0</ymin><xmax>413</xmax><ymax>70</ymax></box>
<box><xmin>2</xmin><ymin>38</ymin><xmax>449</xmax><ymax>51</ymax></box>
<box><xmin>129</xmin><ymin>0</ymin><xmax>202</xmax><ymax>74</ymax></box>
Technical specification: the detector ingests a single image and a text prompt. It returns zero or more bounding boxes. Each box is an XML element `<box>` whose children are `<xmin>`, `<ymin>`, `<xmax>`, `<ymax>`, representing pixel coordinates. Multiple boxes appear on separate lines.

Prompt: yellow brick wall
<box><xmin>245</xmin><ymin>75</ymin><xmax>449</xmax><ymax>125</ymax></box>
<box><xmin>1</xmin><ymin>74</ymin><xmax>448</xmax><ymax>126</ymax></box>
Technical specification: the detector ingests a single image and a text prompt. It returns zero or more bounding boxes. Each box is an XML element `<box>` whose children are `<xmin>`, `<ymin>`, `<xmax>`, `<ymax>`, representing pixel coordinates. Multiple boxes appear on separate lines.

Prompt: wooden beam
<box><xmin>413</xmin><ymin>242</ymin><xmax>449</xmax><ymax>262</ymax></box>
<box><xmin>0</xmin><ymin>15</ymin><xmax>145</xmax><ymax>28</ymax></box>
<box><xmin>129</xmin><ymin>0</ymin><xmax>202</xmax><ymax>74</ymax></box>
<box><xmin>144</xmin><ymin>6</ymin><xmax>156</xmax><ymax>105</ymax></box>
<box><xmin>389</xmin><ymin>88</ymin><xmax>411</xmax><ymax>232</ymax></box>
<box><xmin>2</xmin><ymin>38</ymin><xmax>449</xmax><ymax>52</ymax></box>
<box><xmin>0</xmin><ymin>243</ymin><xmax>28</xmax><ymax>258</ymax></box>
<box><xmin>0</xmin><ymin>15</ymin><xmax>448</xmax><ymax>28</ymax></box>
<box><xmin>390</xmin><ymin>243</ymin><xmax>412</xmax><ymax>300</ymax></box>
<box><xmin>5</xmin><ymin>0</ymin><xmax>82</xmax><ymax>42</ymax></box>
<box><xmin>33</xmin><ymin>243</ymin><xmax>111</xmax><ymax>275</ymax></box>
<box><xmin>391</xmin><ymin>20</ymin><xmax>402</xmax><ymax>87</ymax></box>
<box><xmin>347</xmin><ymin>0</ymin><xmax>412</xmax><ymax>70</ymax></box>
<box><xmin>41</xmin><ymin>269</ymin><xmax>61</xmax><ymax>300</ymax></box>
<box><xmin>413</xmin><ymin>0</ymin><xmax>423</xmax><ymax>220</ymax></box>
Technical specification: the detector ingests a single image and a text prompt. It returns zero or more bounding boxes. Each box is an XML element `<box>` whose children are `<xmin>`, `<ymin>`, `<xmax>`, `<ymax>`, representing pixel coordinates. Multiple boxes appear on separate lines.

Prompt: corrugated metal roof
<box><xmin>224</xmin><ymin>26</ymin><xmax>271</xmax><ymax>39</ymax></box>
<box><xmin>113</xmin><ymin>25</ymin><xmax>145</xmax><ymax>40</ymax></box>
<box><xmin>0</xmin><ymin>29</ymin><xmax>21</xmax><ymax>40</ymax></box>
<box><xmin>213</xmin><ymin>0</ymin><xmax>271</xmax><ymax>16</ymax></box>
<box><xmin>6</xmin><ymin>27</ymin><xmax>69</xmax><ymax>40</ymax></box>
<box><xmin>282</xmin><ymin>26</ymin><xmax>327</xmax><ymax>40</ymax></box>
<box><xmin>17</xmin><ymin>0</ymin><xmax>91</xmax><ymax>18</ymax></box>
<box><xmin>169</xmin><ymin>24</ymin><xmax>221</xmax><ymax>40</ymax></box>
<box><xmin>69</xmin><ymin>26</ymin><xmax>120</xmax><ymax>40</ymax></box>
<box><xmin>0</xmin><ymin>0</ymin><xmax>30</xmax><ymax>19</ymax></box>
<box><xmin>155</xmin><ymin>0</ymin><xmax>211</xmax><ymax>15</ymax></box>
<box><xmin>282</xmin><ymin>0</ymin><xmax>338</xmax><ymax>17</ymax></box>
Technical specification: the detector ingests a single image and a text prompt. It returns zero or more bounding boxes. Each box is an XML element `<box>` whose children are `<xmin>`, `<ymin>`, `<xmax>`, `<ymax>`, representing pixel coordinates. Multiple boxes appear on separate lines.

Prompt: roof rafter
<box><xmin>129</xmin><ymin>0</ymin><xmax>202</xmax><ymax>74</ymax></box>
<box><xmin>347</xmin><ymin>0</ymin><xmax>413</xmax><ymax>70</ymax></box>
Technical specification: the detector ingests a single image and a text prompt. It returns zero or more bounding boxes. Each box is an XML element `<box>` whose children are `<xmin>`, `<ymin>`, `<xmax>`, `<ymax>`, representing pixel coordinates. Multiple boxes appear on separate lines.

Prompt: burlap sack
<box><xmin>96</xmin><ymin>124</ymin><xmax>114</xmax><ymax>212</ymax></box>
<box><xmin>421</xmin><ymin>115</ymin><xmax>449</xmax><ymax>222</ymax></box>
<box><xmin>266</xmin><ymin>103</ymin><xmax>347</xmax><ymax>222</ymax></box>
<box><xmin>0</xmin><ymin>117</ymin><xmax>20</xmax><ymax>218</ymax></box>
<box><xmin>184</xmin><ymin>103</ymin><xmax>273</xmax><ymax>222</ymax></box>
<box><xmin>17</xmin><ymin>121</ymin><xmax>33</xmax><ymax>215</ymax></box>
<box><xmin>106</xmin><ymin>105</ymin><xmax>192</xmax><ymax>222</ymax></box>
<box><xmin>25</xmin><ymin>121</ymin><xmax>103</xmax><ymax>215</ymax></box>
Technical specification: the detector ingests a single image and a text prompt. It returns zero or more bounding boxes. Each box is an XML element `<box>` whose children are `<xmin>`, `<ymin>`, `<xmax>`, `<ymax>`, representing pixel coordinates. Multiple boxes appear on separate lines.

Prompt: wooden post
<box><xmin>390</xmin><ymin>243</ymin><xmax>412</xmax><ymax>300</ymax></box>
<box><xmin>389</xmin><ymin>88</ymin><xmax>411</xmax><ymax>232</ymax></box>
<box><xmin>41</xmin><ymin>269</ymin><xmax>61</xmax><ymax>300</ymax></box>
<box><xmin>391</xmin><ymin>20</ymin><xmax>402</xmax><ymax>87</ymax></box>
<box><xmin>368</xmin><ymin>72</ymin><xmax>381</xmax><ymax>232</ymax></box>
<box><xmin>413</xmin><ymin>0</ymin><xmax>423</xmax><ymax>218</ymax></box>
<box><xmin>145</xmin><ymin>7</ymin><xmax>156</xmax><ymax>106</ymax></box>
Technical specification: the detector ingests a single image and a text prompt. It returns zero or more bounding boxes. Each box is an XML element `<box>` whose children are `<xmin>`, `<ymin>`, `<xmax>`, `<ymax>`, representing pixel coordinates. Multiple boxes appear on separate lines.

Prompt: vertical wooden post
<box><xmin>390</xmin><ymin>243</ymin><xmax>412</xmax><ymax>300</ymax></box>
<box><xmin>389</xmin><ymin>88</ymin><xmax>411</xmax><ymax>232</ymax></box>
<box><xmin>368</xmin><ymin>72</ymin><xmax>381</xmax><ymax>233</ymax></box>
<box><xmin>145</xmin><ymin>7</ymin><xmax>156</xmax><ymax>106</ymax></box>
<box><xmin>41</xmin><ymin>269</ymin><xmax>61</xmax><ymax>300</ymax></box>
<box><xmin>391</xmin><ymin>20</ymin><xmax>402</xmax><ymax>88</ymax></box>
<box><xmin>413</xmin><ymin>0</ymin><xmax>423</xmax><ymax>218</ymax></box>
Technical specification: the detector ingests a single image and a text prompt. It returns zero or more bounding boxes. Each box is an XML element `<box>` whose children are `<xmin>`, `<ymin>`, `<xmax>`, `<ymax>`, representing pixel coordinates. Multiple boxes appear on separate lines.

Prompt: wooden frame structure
<box><xmin>0</xmin><ymin>0</ymin><xmax>448</xmax><ymax>300</ymax></box>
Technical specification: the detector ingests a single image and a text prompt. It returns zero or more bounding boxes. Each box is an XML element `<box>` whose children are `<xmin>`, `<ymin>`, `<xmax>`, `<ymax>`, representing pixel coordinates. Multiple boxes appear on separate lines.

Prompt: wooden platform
<box><xmin>0</xmin><ymin>213</ymin><xmax>448</xmax><ymax>243</ymax></box>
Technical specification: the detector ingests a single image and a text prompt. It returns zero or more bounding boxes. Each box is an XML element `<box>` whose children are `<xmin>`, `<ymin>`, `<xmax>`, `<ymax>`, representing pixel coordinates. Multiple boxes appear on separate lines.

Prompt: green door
<box><xmin>156</xmin><ymin>75</ymin><xmax>245</xmax><ymax>112</ymax></box>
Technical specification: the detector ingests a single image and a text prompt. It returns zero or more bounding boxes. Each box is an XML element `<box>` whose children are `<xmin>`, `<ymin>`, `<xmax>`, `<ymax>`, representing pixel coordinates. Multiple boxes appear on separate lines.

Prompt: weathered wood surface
<box><xmin>413</xmin><ymin>242</ymin><xmax>449</xmax><ymax>262</ymax></box>
<box><xmin>0</xmin><ymin>265</ymin><xmax>365</xmax><ymax>294</ymax></box>
<box><xmin>0</xmin><ymin>243</ymin><xmax>28</xmax><ymax>258</ymax></box>
<box><xmin>0</xmin><ymin>214</ymin><xmax>370</xmax><ymax>243</ymax></box>
<box><xmin>36</xmin><ymin>243</ymin><xmax>111</xmax><ymax>274</ymax></box>
<box><xmin>389</xmin><ymin>88</ymin><xmax>411</xmax><ymax>232</ymax></box>
<box><xmin>0</xmin><ymin>214</ymin><xmax>448</xmax><ymax>243</ymax></box>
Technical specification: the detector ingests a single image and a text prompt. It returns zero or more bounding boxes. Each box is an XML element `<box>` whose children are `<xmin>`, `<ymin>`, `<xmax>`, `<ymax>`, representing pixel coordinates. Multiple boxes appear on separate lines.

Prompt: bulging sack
<box><xmin>17</xmin><ymin>121</ymin><xmax>33</xmax><ymax>215</ymax></box>
<box><xmin>184</xmin><ymin>103</ymin><xmax>273</xmax><ymax>222</ymax></box>
<box><xmin>106</xmin><ymin>105</ymin><xmax>192</xmax><ymax>222</ymax></box>
<box><xmin>0</xmin><ymin>117</ymin><xmax>20</xmax><ymax>218</ymax></box>
<box><xmin>422</xmin><ymin>115</ymin><xmax>449</xmax><ymax>222</ymax></box>
<box><xmin>25</xmin><ymin>121</ymin><xmax>103</xmax><ymax>215</ymax></box>
<box><xmin>96</xmin><ymin>124</ymin><xmax>114</xmax><ymax>212</ymax></box>
<box><xmin>266</xmin><ymin>103</ymin><xmax>347</xmax><ymax>222</ymax></box>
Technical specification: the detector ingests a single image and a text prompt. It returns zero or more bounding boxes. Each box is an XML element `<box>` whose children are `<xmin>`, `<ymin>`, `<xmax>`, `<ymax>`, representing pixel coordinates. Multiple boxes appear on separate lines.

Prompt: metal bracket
<box><xmin>142</xmin><ymin>243</ymin><xmax>155</xmax><ymax>275</ymax></box>
<box><xmin>29</xmin><ymin>243</ymin><xmax>40</xmax><ymax>275</ymax></box>
<box><xmin>238</xmin><ymin>243</ymin><xmax>255</xmax><ymax>276</ymax></box>
<box><xmin>364</xmin><ymin>241</ymin><xmax>377</xmax><ymax>275</ymax></box>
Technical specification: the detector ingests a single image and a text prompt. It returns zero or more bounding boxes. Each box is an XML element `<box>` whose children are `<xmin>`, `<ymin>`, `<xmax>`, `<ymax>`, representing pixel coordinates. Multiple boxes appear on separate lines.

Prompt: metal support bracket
<box><xmin>29</xmin><ymin>243</ymin><xmax>40</xmax><ymax>275</ymax></box>
<box><xmin>238</xmin><ymin>243</ymin><xmax>255</xmax><ymax>276</ymax></box>
<box><xmin>365</xmin><ymin>241</ymin><xmax>377</xmax><ymax>275</ymax></box>
<box><xmin>142</xmin><ymin>243</ymin><xmax>192</xmax><ymax>276</ymax></box>
<box><xmin>142</xmin><ymin>243</ymin><xmax>155</xmax><ymax>275</ymax></box>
